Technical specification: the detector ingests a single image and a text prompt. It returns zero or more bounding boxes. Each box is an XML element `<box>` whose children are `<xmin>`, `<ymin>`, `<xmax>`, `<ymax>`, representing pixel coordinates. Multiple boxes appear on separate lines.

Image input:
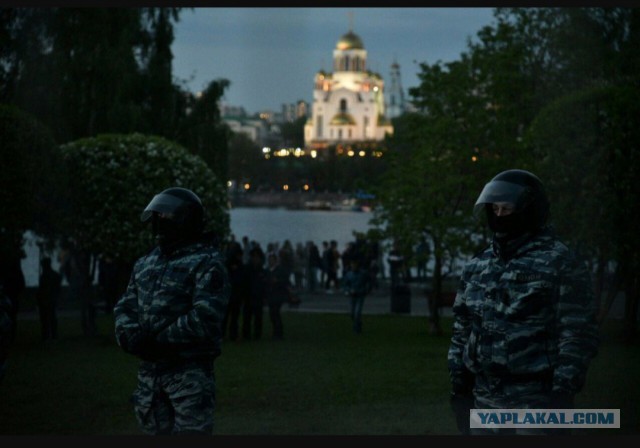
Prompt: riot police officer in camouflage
<box><xmin>448</xmin><ymin>169</ymin><xmax>600</xmax><ymax>435</ymax></box>
<box><xmin>114</xmin><ymin>187</ymin><xmax>230</xmax><ymax>435</ymax></box>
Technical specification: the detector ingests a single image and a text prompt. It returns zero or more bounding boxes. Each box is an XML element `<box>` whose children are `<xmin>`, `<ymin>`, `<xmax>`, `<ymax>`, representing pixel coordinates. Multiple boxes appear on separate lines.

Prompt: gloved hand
<box><xmin>133</xmin><ymin>334</ymin><xmax>164</xmax><ymax>361</ymax></box>
<box><xmin>450</xmin><ymin>392</ymin><xmax>474</xmax><ymax>435</ymax></box>
<box><xmin>121</xmin><ymin>330</ymin><xmax>163</xmax><ymax>361</ymax></box>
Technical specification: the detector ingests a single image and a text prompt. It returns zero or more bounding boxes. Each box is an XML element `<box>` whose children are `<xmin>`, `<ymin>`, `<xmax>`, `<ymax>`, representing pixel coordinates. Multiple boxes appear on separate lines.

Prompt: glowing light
<box><xmin>303</xmin><ymin>184</ymin><xmax>310</xmax><ymax>191</ymax></box>
<box><xmin>359</xmin><ymin>151</ymin><xmax>366</xmax><ymax>157</ymax></box>
<box><xmin>471</xmin><ymin>156</ymin><xmax>478</xmax><ymax>162</ymax></box>
<box><xmin>311</xmin><ymin>150</ymin><xmax>317</xmax><ymax>158</ymax></box>
<box><xmin>262</xmin><ymin>147</ymin><xmax>271</xmax><ymax>153</ymax></box>
<box><xmin>244</xmin><ymin>183</ymin><xmax>251</xmax><ymax>190</ymax></box>
<box><xmin>348</xmin><ymin>150</ymin><xmax>355</xmax><ymax>157</ymax></box>
<box><xmin>283</xmin><ymin>184</ymin><xmax>289</xmax><ymax>191</ymax></box>
<box><xmin>227</xmin><ymin>180</ymin><xmax>232</xmax><ymax>187</ymax></box>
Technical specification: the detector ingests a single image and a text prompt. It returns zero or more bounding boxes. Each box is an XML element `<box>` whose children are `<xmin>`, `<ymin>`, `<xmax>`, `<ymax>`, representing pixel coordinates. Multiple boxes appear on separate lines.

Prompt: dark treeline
<box><xmin>373</xmin><ymin>8</ymin><xmax>640</xmax><ymax>338</ymax></box>
<box><xmin>0</xmin><ymin>8</ymin><xmax>230</xmax><ymax>180</ymax></box>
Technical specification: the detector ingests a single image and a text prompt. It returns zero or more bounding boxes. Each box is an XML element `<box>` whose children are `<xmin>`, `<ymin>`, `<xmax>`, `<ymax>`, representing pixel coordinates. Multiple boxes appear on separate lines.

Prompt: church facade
<box><xmin>304</xmin><ymin>29</ymin><xmax>394</xmax><ymax>151</ymax></box>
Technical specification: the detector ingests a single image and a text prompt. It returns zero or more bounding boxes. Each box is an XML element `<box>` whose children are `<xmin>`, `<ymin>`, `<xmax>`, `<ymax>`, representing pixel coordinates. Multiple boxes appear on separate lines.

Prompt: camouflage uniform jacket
<box><xmin>114</xmin><ymin>237</ymin><xmax>230</xmax><ymax>364</ymax></box>
<box><xmin>448</xmin><ymin>228</ymin><xmax>599</xmax><ymax>398</ymax></box>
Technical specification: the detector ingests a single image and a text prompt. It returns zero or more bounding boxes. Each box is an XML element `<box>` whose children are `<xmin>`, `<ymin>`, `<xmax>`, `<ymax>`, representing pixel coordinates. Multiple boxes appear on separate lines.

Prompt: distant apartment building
<box><xmin>282</xmin><ymin>100</ymin><xmax>309</xmax><ymax>123</ymax></box>
<box><xmin>220</xmin><ymin>104</ymin><xmax>265</xmax><ymax>143</ymax></box>
<box><xmin>221</xmin><ymin>101</ymin><xmax>309</xmax><ymax>147</ymax></box>
<box><xmin>304</xmin><ymin>28</ymin><xmax>394</xmax><ymax>151</ymax></box>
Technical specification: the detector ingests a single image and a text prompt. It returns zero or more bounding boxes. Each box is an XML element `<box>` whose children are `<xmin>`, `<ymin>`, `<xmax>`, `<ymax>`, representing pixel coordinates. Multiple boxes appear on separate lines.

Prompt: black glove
<box><xmin>121</xmin><ymin>330</ymin><xmax>163</xmax><ymax>361</ymax></box>
<box><xmin>450</xmin><ymin>392</ymin><xmax>474</xmax><ymax>435</ymax></box>
<box><xmin>134</xmin><ymin>334</ymin><xmax>165</xmax><ymax>361</ymax></box>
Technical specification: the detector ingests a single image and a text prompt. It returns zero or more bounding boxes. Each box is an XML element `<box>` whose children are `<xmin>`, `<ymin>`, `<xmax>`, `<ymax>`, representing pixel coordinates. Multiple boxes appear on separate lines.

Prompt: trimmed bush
<box><xmin>59</xmin><ymin>133</ymin><xmax>229</xmax><ymax>262</ymax></box>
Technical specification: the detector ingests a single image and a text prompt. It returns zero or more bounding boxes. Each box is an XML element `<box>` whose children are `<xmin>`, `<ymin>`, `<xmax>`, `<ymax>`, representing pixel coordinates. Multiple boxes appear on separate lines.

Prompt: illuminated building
<box><xmin>304</xmin><ymin>27</ymin><xmax>393</xmax><ymax>152</ymax></box>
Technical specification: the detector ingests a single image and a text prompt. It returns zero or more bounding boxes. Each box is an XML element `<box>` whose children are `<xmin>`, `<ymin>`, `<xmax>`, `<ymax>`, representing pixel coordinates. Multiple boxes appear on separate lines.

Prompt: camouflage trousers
<box><xmin>131</xmin><ymin>359</ymin><xmax>215</xmax><ymax>435</ymax></box>
<box><xmin>470</xmin><ymin>372</ymin><xmax>572</xmax><ymax>435</ymax></box>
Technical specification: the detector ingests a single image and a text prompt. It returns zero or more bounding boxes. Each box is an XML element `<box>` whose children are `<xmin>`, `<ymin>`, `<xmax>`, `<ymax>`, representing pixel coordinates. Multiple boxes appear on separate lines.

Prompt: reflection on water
<box><xmin>230</xmin><ymin>207</ymin><xmax>376</xmax><ymax>251</ymax></box>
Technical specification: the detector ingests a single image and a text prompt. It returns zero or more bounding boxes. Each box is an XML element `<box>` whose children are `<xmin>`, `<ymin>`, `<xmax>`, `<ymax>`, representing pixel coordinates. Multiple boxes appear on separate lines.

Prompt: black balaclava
<box><xmin>486</xmin><ymin>203</ymin><xmax>531</xmax><ymax>240</ymax></box>
<box><xmin>152</xmin><ymin>213</ymin><xmax>184</xmax><ymax>254</ymax></box>
<box><xmin>473</xmin><ymin>169</ymin><xmax>550</xmax><ymax>256</ymax></box>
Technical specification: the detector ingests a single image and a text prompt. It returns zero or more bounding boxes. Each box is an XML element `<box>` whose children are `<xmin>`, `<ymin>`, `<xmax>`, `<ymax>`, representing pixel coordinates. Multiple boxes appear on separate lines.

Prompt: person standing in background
<box><xmin>342</xmin><ymin>258</ymin><xmax>373</xmax><ymax>334</ymax></box>
<box><xmin>264</xmin><ymin>253</ymin><xmax>290</xmax><ymax>340</ymax></box>
<box><xmin>35</xmin><ymin>256</ymin><xmax>62</xmax><ymax>341</ymax></box>
<box><xmin>60</xmin><ymin>239</ymin><xmax>95</xmax><ymax>336</ymax></box>
<box><xmin>223</xmin><ymin>246</ymin><xmax>248</xmax><ymax>342</ymax></box>
<box><xmin>0</xmin><ymin>248</ymin><xmax>25</xmax><ymax>343</ymax></box>
<box><xmin>243</xmin><ymin>246</ymin><xmax>266</xmax><ymax>341</ymax></box>
<box><xmin>306</xmin><ymin>241</ymin><xmax>321</xmax><ymax>293</ymax></box>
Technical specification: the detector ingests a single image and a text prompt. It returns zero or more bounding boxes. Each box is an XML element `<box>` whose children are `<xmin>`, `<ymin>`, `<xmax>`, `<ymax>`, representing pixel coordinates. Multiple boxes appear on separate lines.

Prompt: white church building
<box><xmin>304</xmin><ymin>29</ymin><xmax>394</xmax><ymax>151</ymax></box>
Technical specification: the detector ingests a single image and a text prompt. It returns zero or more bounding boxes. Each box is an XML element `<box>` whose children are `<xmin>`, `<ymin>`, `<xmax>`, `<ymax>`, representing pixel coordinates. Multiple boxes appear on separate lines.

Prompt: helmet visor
<box><xmin>472</xmin><ymin>180</ymin><xmax>528</xmax><ymax>219</ymax></box>
<box><xmin>140</xmin><ymin>193</ymin><xmax>186</xmax><ymax>222</ymax></box>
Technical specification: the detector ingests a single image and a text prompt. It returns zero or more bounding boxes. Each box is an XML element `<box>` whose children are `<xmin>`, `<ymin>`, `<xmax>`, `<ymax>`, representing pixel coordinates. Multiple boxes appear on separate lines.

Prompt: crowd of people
<box><xmin>19</xmin><ymin>230</ymin><xmax>431</xmax><ymax>346</ymax></box>
<box><xmin>220</xmin><ymin>233</ymin><xmax>388</xmax><ymax>341</ymax></box>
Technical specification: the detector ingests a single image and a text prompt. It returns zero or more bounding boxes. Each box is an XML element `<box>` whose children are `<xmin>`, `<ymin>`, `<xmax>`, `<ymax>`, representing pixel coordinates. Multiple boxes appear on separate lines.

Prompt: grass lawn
<box><xmin>0</xmin><ymin>310</ymin><xmax>638</xmax><ymax>436</ymax></box>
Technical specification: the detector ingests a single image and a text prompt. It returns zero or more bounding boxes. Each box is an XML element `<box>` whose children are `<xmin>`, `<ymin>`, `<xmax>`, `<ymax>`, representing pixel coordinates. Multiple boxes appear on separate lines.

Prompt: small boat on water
<box><xmin>304</xmin><ymin>200</ymin><xmax>333</xmax><ymax>211</ymax></box>
<box><xmin>304</xmin><ymin>197</ymin><xmax>371</xmax><ymax>212</ymax></box>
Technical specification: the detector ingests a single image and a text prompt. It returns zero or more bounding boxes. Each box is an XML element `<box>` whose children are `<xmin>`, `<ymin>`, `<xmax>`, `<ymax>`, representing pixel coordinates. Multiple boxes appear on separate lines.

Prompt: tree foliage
<box><xmin>0</xmin><ymin>103</ymin><xmax>61</xmax><ymax>257</ymax></box>
<box><xmin>59</xmin><ymin>133</ymin><xmax>229</xmax><ymax>264</ymax></box>
<box><xmin>177</xmin><ymin>79</ymin><xmax>231</xmax><ymax>183</ymax></box>
<box><xmin>279</xmin><ymin>115</ymin><xmax>306</xmax><ymax>148</ymax></box>
<box><xmin>0</xmin><ymin>7</ymin><xmax>230</xmax><ymax>155</ymax></box>
<box><xmin>526</xmin><ymin>85</ymin><xmax>640</xmax><ymax>334</ymax></box>
<box><xmin>376</xmin><ymin>7</ymin><xmax>640</xmax><ymax>335</ymax></box>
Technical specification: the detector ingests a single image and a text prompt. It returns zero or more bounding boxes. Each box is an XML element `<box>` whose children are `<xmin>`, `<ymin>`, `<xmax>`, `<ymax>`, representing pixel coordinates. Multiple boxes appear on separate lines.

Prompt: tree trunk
<box><xmin>427</xmin><ymin>246</ymin><xmax>444</xmax><ymax>336</ymax></box>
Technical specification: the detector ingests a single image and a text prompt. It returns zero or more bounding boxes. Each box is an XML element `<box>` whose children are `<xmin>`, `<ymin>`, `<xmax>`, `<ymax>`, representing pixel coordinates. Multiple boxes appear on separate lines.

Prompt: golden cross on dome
<box><xmin>348</xmin><ymin>11</ymin><xmax>354</xmax><ymax>32</ymax></box>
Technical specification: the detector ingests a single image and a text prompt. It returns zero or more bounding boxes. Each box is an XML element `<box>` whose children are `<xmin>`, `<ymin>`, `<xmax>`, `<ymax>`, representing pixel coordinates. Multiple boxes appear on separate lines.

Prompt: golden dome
<box><xmin>336</xmin><ymin>31</ymin><xmax>364</xmax><ymax>51</ymax></box>
<box><xmin>330</xmin><ymin>112</ymin><xmax>357</xmax><ymax>126</ymax></box>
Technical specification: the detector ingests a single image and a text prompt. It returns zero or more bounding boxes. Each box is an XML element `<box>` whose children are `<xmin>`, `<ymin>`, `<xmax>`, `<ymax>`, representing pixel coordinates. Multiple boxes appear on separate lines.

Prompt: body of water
<box><xmin>229</xmin><ymin>207</ymin><xmax>376</xmax><ymax>252</ymax></box>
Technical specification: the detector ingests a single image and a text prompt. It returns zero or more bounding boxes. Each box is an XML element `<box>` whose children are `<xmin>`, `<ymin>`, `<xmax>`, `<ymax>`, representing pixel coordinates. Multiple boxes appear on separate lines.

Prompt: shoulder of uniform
<box><xmin>136</xmin><ymin>246</ymin><xmax>159</xmax><ymax>265</ymax></box>
<box><xmin>472</xmin><ymin>244</ymin><xmax>492</xmax><ymax>260</ymax></box>
<box><xmin>535</xmin><ymin>230</ymin><xmax>571</xmax><ymax>256</ymax></box>
<box><xmin>199</xmin><ymin>247</ymin><xmax>227</xmax><ymax>270</ymax></box>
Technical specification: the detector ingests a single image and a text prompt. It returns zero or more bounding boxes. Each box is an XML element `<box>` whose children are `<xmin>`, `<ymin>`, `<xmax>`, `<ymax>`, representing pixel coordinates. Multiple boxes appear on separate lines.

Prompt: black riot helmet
<box><xmin>141</xmin><ymin>187</ymin><xmax>205</xmax><ymax>252</ymax></box>
<box><xmin>473</xmin><ymin>169</ymin><xmax>549</xmax><ymax>237</ymax></box>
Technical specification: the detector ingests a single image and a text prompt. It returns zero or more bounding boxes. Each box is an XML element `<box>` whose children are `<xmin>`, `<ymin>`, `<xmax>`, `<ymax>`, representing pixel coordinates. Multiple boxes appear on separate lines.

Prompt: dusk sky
<box><xmin>171</xmin><ymin>7</ymin><xmax>497</xmax><ymax>115</ymax></box>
